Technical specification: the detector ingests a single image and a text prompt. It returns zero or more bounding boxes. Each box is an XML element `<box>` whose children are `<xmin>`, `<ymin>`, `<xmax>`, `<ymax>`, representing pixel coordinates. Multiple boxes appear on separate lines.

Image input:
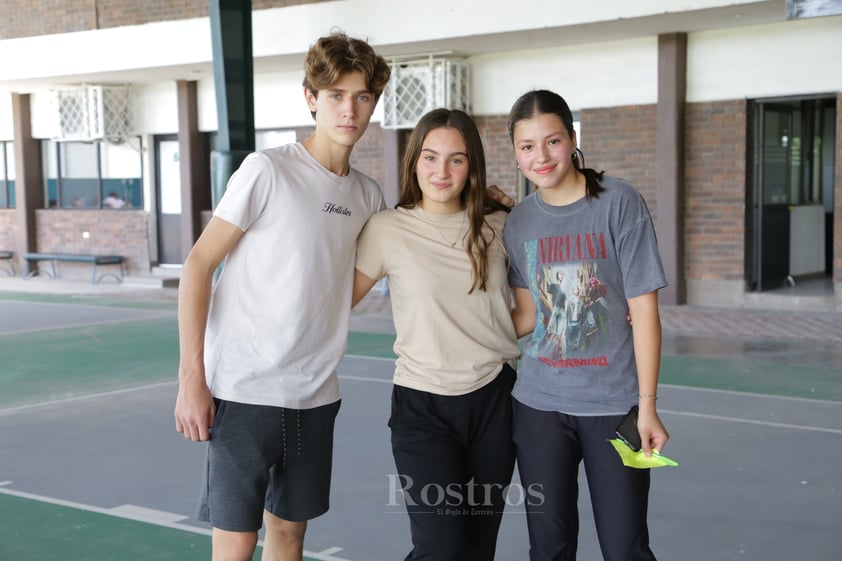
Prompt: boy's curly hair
<box><xmin>302</xmin><ymin>32</ymin><xmax>391</xmax><ymax>102</ymax></box>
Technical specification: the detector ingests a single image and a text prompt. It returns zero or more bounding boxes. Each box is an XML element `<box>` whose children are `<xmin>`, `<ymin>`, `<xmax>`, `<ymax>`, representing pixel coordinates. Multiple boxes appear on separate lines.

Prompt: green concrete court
<box><xmin>1</xmin><ymin>291</ymin><xmax>840</xmax><ymax>409</ymax></box>
<box><xmin>0</xmin><ymin>293</ymin><xmax>396</xmax><ymax>410</ymax></box>
<box><xmin>1</xmin><ymin>290</ymin><xmax>841</xmax><ymax>561</ymax></box>
<box><xmin>0</xmin><ymin>291</ymin><xmax>401</xmax><ymax>561</ymax></box>
<box><xmin>0</xmin><ymin>292</ymin><xmax>385</xmax><ymax>561</ymax></box>
<box><xmin>0</xmin><ymin>492</ymin><xmax>214</xmax><ymax>561</ymax></box>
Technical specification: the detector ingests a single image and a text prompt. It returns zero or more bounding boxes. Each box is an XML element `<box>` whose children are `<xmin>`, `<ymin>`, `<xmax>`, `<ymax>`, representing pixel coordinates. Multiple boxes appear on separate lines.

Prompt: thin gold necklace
<box><xmin>419</xmin><ymin>206</ymin><xmax>467</xmax><ymax>248</ymax></box>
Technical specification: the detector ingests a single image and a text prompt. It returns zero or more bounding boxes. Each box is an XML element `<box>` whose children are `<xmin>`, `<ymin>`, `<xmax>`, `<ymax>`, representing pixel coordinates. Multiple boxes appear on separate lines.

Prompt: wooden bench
<box><xmin>0</xmin><ymin>250</ymin><xmax>16</xmax><ymax>276</ymax></box>
<box><xmin>23</xmin><ymin>253</ymin><xmax>125</xmax><ymax>284</ymax></box>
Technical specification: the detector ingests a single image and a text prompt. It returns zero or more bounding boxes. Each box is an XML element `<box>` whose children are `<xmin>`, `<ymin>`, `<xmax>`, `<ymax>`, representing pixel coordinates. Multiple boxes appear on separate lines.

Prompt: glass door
<box><xmin>156</xmin><ymin>136</ymin><xmax>182</xmax><ymax>265</ymax></box>
<box><xmin>750</xmin><ymin>97</ymin><xmax>836</xmax><ymax>292</ymax></box>
<box><xmin>756</xmin><ymin>104</ymin><xmax>793</xmax><ymax>291</ymax></box>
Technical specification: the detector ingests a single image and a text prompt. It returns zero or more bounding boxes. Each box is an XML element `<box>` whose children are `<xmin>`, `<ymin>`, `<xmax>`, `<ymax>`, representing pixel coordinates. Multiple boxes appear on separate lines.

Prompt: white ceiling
<box><xmin>0</xmin><ymin>1</ymin><xmax>791</xmax><ymax>91</ymax></box>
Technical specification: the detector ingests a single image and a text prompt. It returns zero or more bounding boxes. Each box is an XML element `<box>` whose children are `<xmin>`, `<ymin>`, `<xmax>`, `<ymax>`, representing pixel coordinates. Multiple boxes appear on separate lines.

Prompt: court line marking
<box><xmin>0</xmin><ymin>369</ymin><xmax>394</xmax><ymax>416</ymax></box>
<box><xmin>659</xmin><ymin>409</ymin><xmax>842</xmax><ymax>435</ymax></box>
<box><xmin>0</xmin><ymin>381</ymin><xmax>178</xmax><ymax>416</ymax></box>
<box><xmin>344</xmin><ymin>358</ymin><xmax>842</xmax><ymax>405</ymax></box>
<box><xmin>341</xmin><ymin>374</ymin><xmax>392</xmax><ymax>384</ymax></box>
<box><xmin>662</xmin><ymin>383</ymin><xmax>842</xmax><ymax>406</ymax></box>
<box><xmin>0</xmin><ymin>312</ymin><xmax>176</xmax><ymax>337</ymax></box>
<box><xmin>344</xmin><ymin>353</ymin><xmax>394</xmax><ymax>362</ymax></box>
<box><xmin>0</xmin><ymin>299</ymin><xmax>176</xmax><ymax>313</ymax></box>
<box><xmin>2</xmin><ymin>364</ymin><xmax>840</xmax><ymax>435</ymax></box>
<box><xmin>0</xmin><ymin>482</ymin><xmax>355</xmax><ymax>561</ymax></box>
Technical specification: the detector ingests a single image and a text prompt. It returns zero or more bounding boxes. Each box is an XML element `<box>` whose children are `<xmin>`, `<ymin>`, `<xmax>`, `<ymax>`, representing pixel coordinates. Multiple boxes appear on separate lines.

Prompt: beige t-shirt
<box><xmin>355</xmin><ymin>207</ymin><xmax>520</xmax><ymax>396</ymax></box>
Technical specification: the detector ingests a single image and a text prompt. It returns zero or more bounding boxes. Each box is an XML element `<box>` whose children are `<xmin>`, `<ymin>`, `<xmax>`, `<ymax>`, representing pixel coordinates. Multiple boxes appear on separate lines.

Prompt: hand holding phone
<box><xmin>615</xmin><ymin>405</ymin><xmax>641</xmax><ymax>451</ymax></box>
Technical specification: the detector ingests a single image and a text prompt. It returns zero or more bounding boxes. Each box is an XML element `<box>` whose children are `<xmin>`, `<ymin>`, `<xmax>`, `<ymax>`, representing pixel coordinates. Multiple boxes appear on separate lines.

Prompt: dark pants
<box><xmin>389</xmin><ymin>365</ymin><xmax>517</xmax><ymax>561</ymax></box>
<box><xmin>512</xmin><ymin>399</ymin><xmax>656</xmax><ymax>561</ymax></box>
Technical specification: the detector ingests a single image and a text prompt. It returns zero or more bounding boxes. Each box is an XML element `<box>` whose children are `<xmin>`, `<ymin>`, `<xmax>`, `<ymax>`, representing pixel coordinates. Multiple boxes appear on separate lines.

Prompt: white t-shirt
<box><xmin>204</xmin><ymin>143</ymin><xmax>385</xmax><ymax>409</ymax></box>
<box><xmin>355</xmin><ymin>207</ymin><xmax>520</xmax><ymax>396</ymax></box>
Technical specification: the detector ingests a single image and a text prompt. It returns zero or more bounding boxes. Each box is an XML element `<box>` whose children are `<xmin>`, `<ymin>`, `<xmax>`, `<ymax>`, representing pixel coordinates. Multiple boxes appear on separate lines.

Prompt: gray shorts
<box><xmin>197</xmin><ymin>399</ymin><xmax>341</xmax><ymax>531</ymax></box>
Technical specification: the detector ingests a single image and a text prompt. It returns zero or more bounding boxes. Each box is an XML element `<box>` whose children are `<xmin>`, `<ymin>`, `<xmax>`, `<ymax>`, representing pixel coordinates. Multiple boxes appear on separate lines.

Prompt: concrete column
<box><xmin>177</xmin><ymin>80</ymin><xmax>210</xmax><ymax>261</ymax></box>
<box><xmin>834</xmin><ymin>93</ymin><xmax>841</xmax><ymax>306</ymax></box>
<box><xmin>381</xmin><ymin>129</ymin><xmax>407</xmax><ymax>208</ymax></box>
<box><xmin>209</xmin><ymin>0</ymin><xmax>255</xmax><ymax>207</ymax></box>
<box><xmin>655</xmin><ymin>33</ymin><xmax>687</xmax><ymax>305</ymax></box>
<box><xmin>11</xmin><ymin>93</ymin><xmax>44</xmax><ymax>272</ymax></box>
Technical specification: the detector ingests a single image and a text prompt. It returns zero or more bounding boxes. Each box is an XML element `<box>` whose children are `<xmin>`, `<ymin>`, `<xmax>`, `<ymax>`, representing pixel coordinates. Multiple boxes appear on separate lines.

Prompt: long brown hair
<box><xmin>397</xmin><ymin>109</ymin><xmax>509</xmax><ymax>293</ymax></box>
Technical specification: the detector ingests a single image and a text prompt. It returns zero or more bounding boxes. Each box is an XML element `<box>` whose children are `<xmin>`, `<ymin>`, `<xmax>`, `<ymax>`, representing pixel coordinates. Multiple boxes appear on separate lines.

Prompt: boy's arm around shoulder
<box><xmin>351</xmin><ymin>210</ymin><xmax>389</xmax><ymax>308</ymax></box>
<box><xmin>486</xmin><ymin>184</ymin><xmax>516</xmax><ymax>209</ymax></box>
<box><xmin>352</xmin><ymin>269</ymin><xmax>378</xmax><ymax>308</ymax></box>
<box><xmin>174</xmin><ymin>217</ymin><xmax>244</xmax><ymax>442</ymax></box>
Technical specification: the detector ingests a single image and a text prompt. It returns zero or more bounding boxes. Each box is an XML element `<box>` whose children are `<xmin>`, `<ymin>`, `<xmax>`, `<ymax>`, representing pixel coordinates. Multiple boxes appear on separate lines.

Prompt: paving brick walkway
<box><xmin>659</xmin><ymin>305</ymin><xmax>842</xmax><ymax>344</ymax></box>
<box><xmin>3</xmin><ymin>278</ymin><xmax>840</xmax><ymax>345</ymax></box>
<box><xmin>354</xmin><ymin>292</ymin><xmax>842</xmax><ymax>344</ymax></box>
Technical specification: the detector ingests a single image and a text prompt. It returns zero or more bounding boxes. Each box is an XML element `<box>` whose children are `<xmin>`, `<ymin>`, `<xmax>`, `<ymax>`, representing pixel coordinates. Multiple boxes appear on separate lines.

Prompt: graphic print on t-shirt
<box><xmin>524</xmin><ymin>234</ymin><xmax>610</xmax><ymax>368</ymax></box>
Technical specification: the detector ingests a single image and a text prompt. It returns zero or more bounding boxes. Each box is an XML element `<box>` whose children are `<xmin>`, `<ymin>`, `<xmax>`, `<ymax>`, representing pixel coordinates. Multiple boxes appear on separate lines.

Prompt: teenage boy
<box><xmin>174</xmin><ymin>32</ymin><xmax>391</xmax><ymax>561</ymax></box>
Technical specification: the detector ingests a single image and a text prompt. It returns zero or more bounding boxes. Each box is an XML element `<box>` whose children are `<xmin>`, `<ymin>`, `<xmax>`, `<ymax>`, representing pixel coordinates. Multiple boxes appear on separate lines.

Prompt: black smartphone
<box><xmin>615</xmin><ymin>405</ymin><xmax>641</xmax><ymax>451</ymax></box>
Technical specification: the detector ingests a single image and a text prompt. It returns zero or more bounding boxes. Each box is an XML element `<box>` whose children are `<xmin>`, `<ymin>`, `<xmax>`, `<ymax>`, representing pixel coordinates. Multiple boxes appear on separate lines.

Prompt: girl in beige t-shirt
<box><xmin>354</xmin><ymin>108</ymin><xmax>520</xmax><ymax>560</ymax></box>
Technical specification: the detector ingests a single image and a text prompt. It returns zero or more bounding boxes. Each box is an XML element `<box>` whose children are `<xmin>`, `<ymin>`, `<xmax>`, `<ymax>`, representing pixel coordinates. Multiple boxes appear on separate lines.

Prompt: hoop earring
<box><xmin>572</xmin><ymin>147</ymin><xmax>586</xmax><ymax>168</ymax></box>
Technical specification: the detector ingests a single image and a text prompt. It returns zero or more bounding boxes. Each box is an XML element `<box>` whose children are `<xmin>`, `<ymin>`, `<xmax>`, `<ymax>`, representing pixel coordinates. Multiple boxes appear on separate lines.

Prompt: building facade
<box><xmin>0</xmin><ymin>0</ymin><xmax>840</xmax><ymax>311</ymax></box>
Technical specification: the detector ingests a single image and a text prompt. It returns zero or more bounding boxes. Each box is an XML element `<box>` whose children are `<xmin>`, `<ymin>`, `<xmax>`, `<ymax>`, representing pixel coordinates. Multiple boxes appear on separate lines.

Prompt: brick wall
<box><xmin>483</xmin><ymin>104</ymin><xmax>660</xmax><ymax>210</ymax></box>
<box><xmin>0</xmin><ymin>210</ymin><xmax>17</xmax><ymax>251</ymax></box>
<box><xmin>476</xmin><ymin>115</ymin><xmax>518</xmax><ymax>199</ymax></box>
<box><xmin>0</xmin><ymin>0</ymin><xmax>329</xmax><ymax>39</ymax></box>
<box><xmin>580</xmin><ymin>105</ymin><xmax>658</xmax><ymax>218</ymax></box>
<box><xmin>2</xmin><ymin>0</ymin><xmax>96</xmax><ymax>38</ymax></box>
<box><xmin>349</xmin><ymin>125</ymin><xmax>386</xmax><ymax>188</ymax></box>
<box><xmin>94</xmin><ymin>0</ymin><xmax>207</xmax><ymax>28</ymax></box>
<box><xmin>684</xmin><ymin>100</ymin><xmax>747</xmax><ymax>281</ymax></box>
<box><xmin>478</xmin><ymin>101</ymin><xmax>751</xmax><ymax>286</ymax></box>
<box><xmin>252</xmin><ymin>0</ymin><xmax>330</xmax><ymax>11</ymax></box>
<box><xmin>33</xmin><ymin>209</ymin><xmax>151</xmax><ymax>278</ymax></box>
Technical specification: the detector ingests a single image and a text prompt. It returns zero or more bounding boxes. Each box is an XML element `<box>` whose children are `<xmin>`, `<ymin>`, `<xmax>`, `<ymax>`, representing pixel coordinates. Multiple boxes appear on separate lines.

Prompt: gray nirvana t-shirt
<box><xmin>504</xmin><ymin>176</ymin><xmax>667</xmax><ymax>416</ymax></box>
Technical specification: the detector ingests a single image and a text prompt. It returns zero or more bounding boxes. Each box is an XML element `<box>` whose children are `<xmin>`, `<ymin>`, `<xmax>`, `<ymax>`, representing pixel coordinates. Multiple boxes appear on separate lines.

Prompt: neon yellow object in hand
<box><xmin>608</xmin><ymin>439</ymin><xmax>679</xmax><ymax>468</ymax></box>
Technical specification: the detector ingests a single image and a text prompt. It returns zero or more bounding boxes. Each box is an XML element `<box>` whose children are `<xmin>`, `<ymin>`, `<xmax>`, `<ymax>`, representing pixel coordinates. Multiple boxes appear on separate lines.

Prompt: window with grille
<box><xmin>56</xmin><ymin>86</ymin><xmax>133</xmax><ymax>142</ymax></box>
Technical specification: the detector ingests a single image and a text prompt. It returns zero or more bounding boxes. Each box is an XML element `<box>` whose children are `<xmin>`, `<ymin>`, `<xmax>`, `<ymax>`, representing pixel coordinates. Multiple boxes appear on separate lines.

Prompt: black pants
<box><xmin>512</xmin><ymin>399</ymin><xmax>656</xmax><ymax>561</ymax></box>
<box><xmin>389</xmin><ymin>364</ymin><xmax>517</xmax><ymax>561</ymax></box>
